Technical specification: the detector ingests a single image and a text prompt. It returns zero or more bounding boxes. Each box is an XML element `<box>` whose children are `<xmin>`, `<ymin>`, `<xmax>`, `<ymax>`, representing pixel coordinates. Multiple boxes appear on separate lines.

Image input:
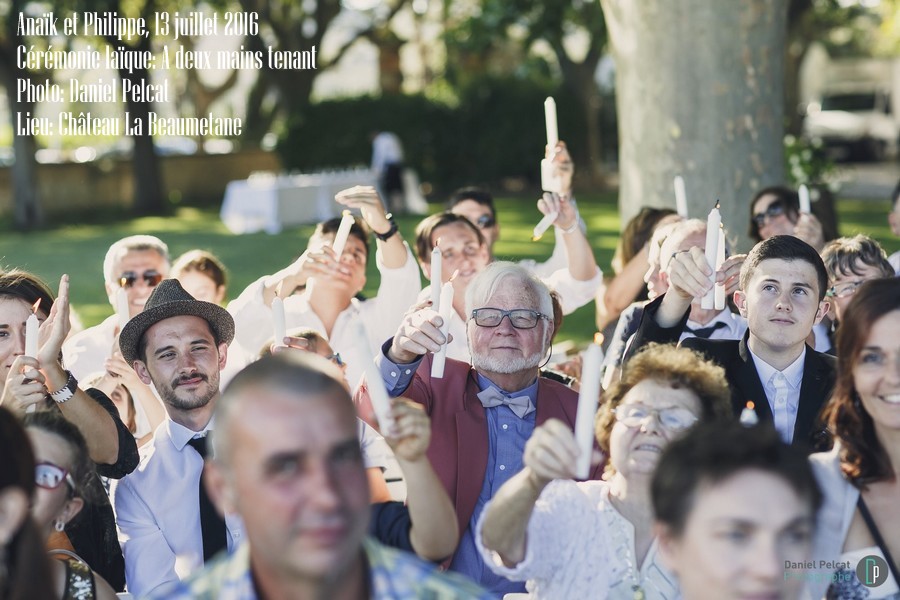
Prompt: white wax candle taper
<box><xmin>116</xmin><ymin>288</ymin><xmax>130</xmax><ymax>331</ymax></box>
<box><xmin>430</xmin><ymin>240</ymin><xmax>442</xmax><ymax>309</ymax></box>
<box><xmin>430</xmin><ymin>276</ymin><xmax>456</xmax><ymax>379</ymax></box>
<box><xmin>332</xmin><ymin>210</ymin><xmax>354</xmax><ymax>259</ymax></box>
<box><xmin>544</xmin><ymin>97</ymin><xmax>558</xmax><ymax>148</ymax></box>
<box><xmin>798</xmin><ymin>184</ymin><xmax>811</xmax><ymax>213</ymax></box>
<box><xmin>271</xmin><ymin>295</ymin><xmax>286</xmax><ymax>348</ymax></box>
<box><xmin>674</xmin><ymin>175</ymin><xmax>688</xmax><ymax>218</ymax></box>
<box><xmin>575</xmin><ymin>334</ymin><xmax>604</xmax><ymax>479</ymax></box>
<box><xmin>701</xmin><ymin>201</ymin><xmax>721</xmax><ymax>310</ymax></box>
<box><xmin>740</xmin><ymin>401</ymin><xmax>759</xmax><ymax>426</ymax></box>
<box><xmin>714</xmin><ymin>224</ymin><xmax>726</xmax><ymax>311</ymax></box>
<box><xmin>532</xmin><ymin>211</ymin><xmax>558</xmax><ymax>241</ymax></box>
<box><xmin>25</xmin><ymin>299</ymin><xmax>40</xmax><ymax>358</ymax></box>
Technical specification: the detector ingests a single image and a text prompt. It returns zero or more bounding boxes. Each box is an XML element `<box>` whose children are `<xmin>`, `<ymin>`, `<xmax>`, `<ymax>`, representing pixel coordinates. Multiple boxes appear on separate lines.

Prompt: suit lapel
<box><xmin>453</xmin><ymin>369</ymin><xmax>489</xmax><ymax>534</ymax></box>
<box><xmin>736</xmin><ymin>336</ymin><xmax>773</xmax><ymax>422</ymax></box>
<box><xmin>794</xmin><ymin>348</ymin><xmax>830</xmax><ymax>445</ymax></box>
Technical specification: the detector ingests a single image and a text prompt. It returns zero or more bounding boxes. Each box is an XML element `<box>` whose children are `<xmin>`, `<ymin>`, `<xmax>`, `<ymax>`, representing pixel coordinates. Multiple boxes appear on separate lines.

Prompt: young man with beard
<box><xmin>111</xmin><ymin>279</ymin><xmax>241</xmax><ymax>597</ymax></box>
<box><xmin>355</xmin><ymin>262</ymin><xmax>603</xmax><ymax>596</ymax></box>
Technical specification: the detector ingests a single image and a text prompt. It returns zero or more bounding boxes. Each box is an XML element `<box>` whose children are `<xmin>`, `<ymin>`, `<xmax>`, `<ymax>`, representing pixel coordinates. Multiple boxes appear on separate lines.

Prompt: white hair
<box><xmin>103</xmin><ymin>235</ymin><xmax>170</xmax><ymax>285</ymax></box>
<box><xmin>659</xmin><ymin>219</ymin><xmax>707</xmax><ymax>274</ymax></box>
<box><xmin>464</xmin><ymin>261</ymin><xmax>553</xmax><ymax>320</ymax></box>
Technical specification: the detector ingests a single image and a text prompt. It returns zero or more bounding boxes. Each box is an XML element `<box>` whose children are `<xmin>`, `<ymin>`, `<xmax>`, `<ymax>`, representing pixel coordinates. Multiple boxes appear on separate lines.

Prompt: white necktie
<box><xmin>771</xmin><ymin>371</ymin><xmax>791</xmax><ymax>443</ymax></box>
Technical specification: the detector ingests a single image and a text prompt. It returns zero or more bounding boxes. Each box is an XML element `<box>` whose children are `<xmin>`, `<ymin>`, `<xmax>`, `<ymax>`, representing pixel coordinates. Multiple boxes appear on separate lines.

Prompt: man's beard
<box><xmin>471</xmin><ymin>349</ymin><xmax>545</xmax><ymax>374</ymax></box>
<box><xmin>160</xmin><ymin>371</ymin><xmax>219</xmax><ymax>411</ymax></box>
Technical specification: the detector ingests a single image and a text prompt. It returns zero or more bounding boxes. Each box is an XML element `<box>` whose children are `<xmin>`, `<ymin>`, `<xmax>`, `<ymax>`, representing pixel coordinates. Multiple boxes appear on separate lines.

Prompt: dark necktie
<box><xmin>686</xmin><ymin>321</ymin><xmax>728</xmax><ymax>339</ymax></box>
<box><xmin>186</xmin><ymin>436</ymin><xmax>227</xmax><ymax>562</ymax></box>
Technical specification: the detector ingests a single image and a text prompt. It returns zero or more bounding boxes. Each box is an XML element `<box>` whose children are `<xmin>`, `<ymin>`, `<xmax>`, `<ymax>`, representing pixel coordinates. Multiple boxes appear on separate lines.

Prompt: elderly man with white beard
<box><xmin>355</xmin><ymin>261</ymin><xmax>603</xmax><ymax>596</ymax></box>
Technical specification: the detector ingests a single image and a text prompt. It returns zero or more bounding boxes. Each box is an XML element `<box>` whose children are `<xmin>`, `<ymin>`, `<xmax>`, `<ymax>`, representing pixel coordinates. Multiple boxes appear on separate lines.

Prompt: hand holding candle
<box><xmin>574</xmin><ymin>334</ymin><xmax>604</xmax><ymax>479</ymax></box>
<box><xmin>430</xmin><ymin>272</ymin><xmax>457</xmax><ymax>379</ymax></box>
<box><xmin>701</xmin><ymin>201</ymin><xmax>721</xmax><ymax>310</ymax></box>
<box><xmin>532</xmin><ymin>210</ymin><xmax>559</xmax><ymax>242</ymax></box>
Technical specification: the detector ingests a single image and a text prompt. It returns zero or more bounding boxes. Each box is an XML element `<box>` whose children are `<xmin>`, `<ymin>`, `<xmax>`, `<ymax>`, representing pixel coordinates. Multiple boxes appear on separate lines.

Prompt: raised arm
<box><xmin>480</xmin><ymin>418</ymin><xmax>578</xmax><ymax>567</ymax></box>
<box><xmin>336</xmin><ymin>186</ymin><xmax>408</xmax><ymax>269</ymax></box>
<box><xmin>384</xmin><ymin>398</ymin><xmax>459</xmax><ymax>561</ymax></box>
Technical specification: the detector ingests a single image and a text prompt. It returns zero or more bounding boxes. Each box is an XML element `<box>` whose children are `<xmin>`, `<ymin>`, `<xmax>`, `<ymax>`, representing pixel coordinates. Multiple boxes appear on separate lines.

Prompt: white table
<box><xmin>220</xmin><ymin>169</ymin><xmax>377</xmax><ymax>234</ymax></box>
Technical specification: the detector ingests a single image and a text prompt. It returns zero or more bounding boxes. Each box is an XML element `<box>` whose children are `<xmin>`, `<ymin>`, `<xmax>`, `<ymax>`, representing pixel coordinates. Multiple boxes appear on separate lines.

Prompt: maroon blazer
<box><xmin>355</xmin><ymin>353</ymin><xmax>605</xmax><ymax>539</ymax></box>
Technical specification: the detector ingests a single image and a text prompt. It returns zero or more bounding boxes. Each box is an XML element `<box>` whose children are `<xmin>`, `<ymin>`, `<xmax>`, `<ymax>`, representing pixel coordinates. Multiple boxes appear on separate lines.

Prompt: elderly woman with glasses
<box><xmin>24</xmin><ymin>410</ymin><xmax>118</xmax><ymax>599</ymax></box>
<box><xmin>821</xmin><ymin>234</ymin><xmax>894</xmax><ymax>326</ymax></box>
<box><xmin>477</xmin><ymin>344</ymin><xmax>732</xmax><ymax>599</ymax></box>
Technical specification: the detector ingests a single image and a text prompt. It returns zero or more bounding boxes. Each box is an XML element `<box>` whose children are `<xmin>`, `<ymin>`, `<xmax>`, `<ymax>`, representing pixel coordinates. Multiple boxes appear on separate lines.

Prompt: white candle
<box><xmin>430</xmin><ymin>280</ymin><xmax>455</xmax><ymax>379</ymax></box>
<box><xmin>740</xmin><ymin>401</ymin><xmax>759</xmax><ymax>426</ymax></box>
<box><xmin>430</xmin><ymin>242</ymin><xmax>442</xmax><ymax>309</ymax></box>
<box><xmin>116</xmin><ymin>288</ymin><xmax>130</xmax><ymax>330</ymax></box>
<box><xmin>714</xmin><ymin>225</ymin><xmax>726</xmax><ymax>311</ymax></box>
<box><xmin>798</xmin><ymin>184</ymin><xmax>811</xmax><ymax>213</ymax></box>
<box><xmin>544</xmin><ymin>97</ymin><xmax>558</xmax><ymax>148</ymax></box>
<box><xmin>674</xmin><ymin>175</ymin><xmax>688</xmax><ymax>218</ymax></box>
<box><xmin>332</xmin><ymin>210</ymin><xmax>354</xmax><ymax>259</ymax></box>
<box><xmin>532</xmin><ymin>211</ymin><xmax>558</xmax><ymax>241</ymax></box>
<box><xmin>575</xmin><ymin>334</ymin><xmax>604</xmax><ymax>479</ymax></box>
<box><xmin>355</xmin><ymin>322</ymin><xmax>394</xmax><ymax>432</ymax></box>
<box><xmin>271</xmin><ymin>295</ymin><xmax>286</xmax><ymax>348</ymax></box>
<box><xmin>701</xmin><ymin>202</ymin><xmax>721</xmax><ymax>310</ymax></box>
<box><xmin>25</xmin><ymin>300</ymin><xmax>40</xmax><ymax>358</ymax></box>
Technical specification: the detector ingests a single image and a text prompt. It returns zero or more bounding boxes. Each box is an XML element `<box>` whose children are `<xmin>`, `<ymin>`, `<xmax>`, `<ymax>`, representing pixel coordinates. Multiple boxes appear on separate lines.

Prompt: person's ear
<box><xmin>0</xmin><ymin>488</ymin><xmax>29</xmax><ymax>545</ymax></box>
<box><xmin>733</xmin><ymin>290</ymin><xmax>748</xmax><ymax>317</ymax></box>
<box><xmin>421</xmin><ymin>261</ymin><xmax>432</xmax><ymax>280</ymax></box>
<box><xmin>59</xmin><ymin>496</ymin><xmax>85</xmax><ymax>527</ymax></box>
<box><xmin>214</xmin><ymin>286</ymin><xmax>226</xmax><ymax>305</ymax></box>
<box><xmin>217</xmin><ymin>343</ymin><xmax>229</xmax><ymax>372</ymax></box>
<box><xmin>204</xmin><ymin>461</ymin><xmax>236</xmax><ymax>516</ymax></box>
<box><xmin>814</xmin><ymin>299</ymin><xmax>831</xmax><ymax>326</ymax></box>
<box><xmin>134</xmin><ymin>360</ymin><xmax>153</xmax><ymax>385</ymax></box>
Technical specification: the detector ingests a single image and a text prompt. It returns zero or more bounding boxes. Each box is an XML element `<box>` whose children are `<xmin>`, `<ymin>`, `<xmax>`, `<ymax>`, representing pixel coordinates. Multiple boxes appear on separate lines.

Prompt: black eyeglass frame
<box><xmin>470</xmin><ymin>307</ymin><xmax>549</xmax><ymax>329</ymax></box>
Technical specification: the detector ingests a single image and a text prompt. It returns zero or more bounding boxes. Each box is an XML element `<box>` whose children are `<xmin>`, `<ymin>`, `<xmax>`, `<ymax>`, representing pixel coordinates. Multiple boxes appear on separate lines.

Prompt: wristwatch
<box><xmin>374</xmin><ymin>213</ymin><xmax>399</xmax><ymax>242</ymax></box>
<box><xmin>49</xmin><ymin>370</ymin><xmax>78</xmax><ymax>404</ymax></box>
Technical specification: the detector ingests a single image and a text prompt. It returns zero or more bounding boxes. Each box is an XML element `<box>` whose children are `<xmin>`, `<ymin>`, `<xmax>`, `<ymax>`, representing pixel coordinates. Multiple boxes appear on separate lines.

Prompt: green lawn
<box><xmin>1</xmin><ymin>193</ymin><xmax>896</xmax><ymax>345</ymax></box>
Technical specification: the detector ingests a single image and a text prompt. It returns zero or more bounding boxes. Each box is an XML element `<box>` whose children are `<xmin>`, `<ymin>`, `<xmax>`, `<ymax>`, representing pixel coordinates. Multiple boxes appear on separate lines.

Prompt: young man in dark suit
<box><xmin>626</xmin><ymin>235</ymin><xmax>835</xmax><ymax>450</ymax></box>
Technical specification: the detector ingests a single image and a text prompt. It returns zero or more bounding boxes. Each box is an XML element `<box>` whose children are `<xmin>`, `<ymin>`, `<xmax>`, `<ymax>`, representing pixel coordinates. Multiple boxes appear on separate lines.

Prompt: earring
<box><xmin>54</xmin><ymin>519</ymin><xmax>65</xmax><ymax>532</ymax></box>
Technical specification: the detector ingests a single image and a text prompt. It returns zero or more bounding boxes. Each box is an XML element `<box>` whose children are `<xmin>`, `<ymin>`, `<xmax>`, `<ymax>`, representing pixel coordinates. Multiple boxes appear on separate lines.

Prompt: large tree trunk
<box><xmin>601</xmin><ymin>0</ymin><xmax>787</xmax><ymax>250</ymax></box>
<box><xmin>122</xmin><ymin>66</ymin><xmax>165</xmax><ymax>215</ymax></box>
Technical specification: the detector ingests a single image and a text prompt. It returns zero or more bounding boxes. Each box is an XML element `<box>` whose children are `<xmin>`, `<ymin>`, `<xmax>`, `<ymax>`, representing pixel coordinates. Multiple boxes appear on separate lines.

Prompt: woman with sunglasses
<box><xmin>24</xmin><ymin>410</ymin><xmax>118</xmax><ymax>600</ymax></box>
<box><xmin>0</xmin><ymin>407</ymin><xmax>56</xmax><ymax>600</ymax></box>
<box><xmin>478</xmin><ymin>344</ymin><xmax>732</xmax><ymax>599</ymax></box>
<box><xmin>0</xmin><ymin>270</ymin><xmax>138</xmax><ymax>590</ymax></box>
<box><xmin>747</xmin><ymin>186</ymin><xmax>826</xmax><ymax>251</ymax></box>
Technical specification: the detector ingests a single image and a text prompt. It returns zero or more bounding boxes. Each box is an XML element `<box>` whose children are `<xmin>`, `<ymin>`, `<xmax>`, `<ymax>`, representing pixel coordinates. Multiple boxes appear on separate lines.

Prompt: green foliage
<box><xmin>783</xmin><ymin>134</ymin><xmax>840</xmax><ymax>190</ymax></box>
<box><xmin>277</xmin><ymin>78</ymin><xmax>587</xmax><ymax>191</ymax></box>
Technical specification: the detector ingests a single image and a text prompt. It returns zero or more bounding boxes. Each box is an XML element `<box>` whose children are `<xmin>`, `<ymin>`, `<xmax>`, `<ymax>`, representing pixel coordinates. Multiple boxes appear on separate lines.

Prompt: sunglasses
<box><xmin>35</xmin><ymin>462</ymin><xmax>76</xmax><ymax>492</ymax></box>
<box><xmin>325</xmin><ymin>353</ymin><xmax>344</xmax><ymax>367</ymax></box>
<box><xmin>752</xmin><ymin>200</ymin><xmax>786</xmax><ymax>228</ymax></box>
<box><xmin>118</xmin><ymin>270</ymin><xmax>164</xmax><ymax>289</ymax></box>
<box><xmin>475</xmin><ymin>214</ymin><xmax>496</xmax><ymax>229</ymax></box>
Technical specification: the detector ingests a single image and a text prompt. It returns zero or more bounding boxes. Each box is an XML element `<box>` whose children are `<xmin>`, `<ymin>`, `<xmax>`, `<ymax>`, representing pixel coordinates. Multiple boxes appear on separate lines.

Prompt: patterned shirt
<box><xmin>152</xmin><ymin>537</ymin><xmax>492</xmax><ymax>600</ymax></box>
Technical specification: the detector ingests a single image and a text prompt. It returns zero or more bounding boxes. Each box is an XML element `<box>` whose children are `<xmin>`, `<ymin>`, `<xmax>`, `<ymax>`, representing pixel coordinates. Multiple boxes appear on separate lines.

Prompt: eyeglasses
<box><xmin>752</xmin><ymin>200</ymin><xmax>786</xmax><ymax>228</ymax></box>
<box><xmin>826</xmin><ymin>279</ymin><xmax>867</xmax><ymax>299</ymax></box>
<box><xmin>35</xmin><ymin>462</ymin><xmax>76</xmax><ymax>492</ymax></box>
<box><xmin>471</xmin><ymin>308</ymin><xmax>548</xmax><ymax>329</ymax></box>
<box><xmin>613</xmin><ymin>404</ymin><xmax>698</xmax><ymax>432</ymax></box>
<box><xmin>118</xmin><ymin>270</ymin><xmax>164</xmax><ymax>289</ymax></box>
<box><xmin>325</xmin><ymin>353</ymin><xmax>344</xmax><ymax>367</ymax></box>
<box><xmin>475</xmin><ymin>214</ymin><xmax>496</xmax><ymax>229</ymax></box>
